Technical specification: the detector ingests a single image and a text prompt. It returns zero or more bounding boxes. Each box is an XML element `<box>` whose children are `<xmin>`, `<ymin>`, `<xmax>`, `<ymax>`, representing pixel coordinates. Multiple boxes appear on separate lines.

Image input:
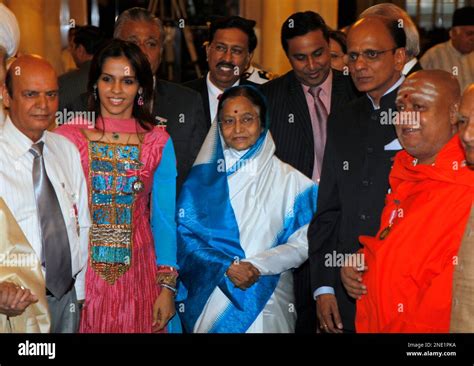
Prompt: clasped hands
<box><xmin>226</xmin><ymin>261</ymin><xmax>260</xmax><ymax>290</ymax></box>
<box><xmin>341</xmin><ymin>263</ymin><xmax>368</xmax><ymax>300</ymax></box>
<box><xmin>0</xmin><ymin>282</ymin><xmax>38</xmax><ymax>317</ymax></box>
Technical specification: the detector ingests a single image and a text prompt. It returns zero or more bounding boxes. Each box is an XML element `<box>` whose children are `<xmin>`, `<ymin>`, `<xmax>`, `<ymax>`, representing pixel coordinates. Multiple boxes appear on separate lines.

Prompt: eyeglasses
<box><xmin>219</xmin><ymin>113</ymin><xmax>259</xmax><ymax>128</ymax></box>
<box><xmin>345</xmin><ymin>48</ymin><xmax>398</xmax><ymax>63</ymax></box>
<box><xmin>211</xmin><ymin>43</ymin><xmax>246</xmax><ymax>57</ymax></box>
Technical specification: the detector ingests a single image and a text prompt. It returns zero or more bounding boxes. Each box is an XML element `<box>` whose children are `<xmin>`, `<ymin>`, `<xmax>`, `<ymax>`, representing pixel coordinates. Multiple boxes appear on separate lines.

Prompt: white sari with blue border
<box><xmin>177</xmin><ymin>122</ymin><xmax>317</xmax><ymax>333</ymax></box>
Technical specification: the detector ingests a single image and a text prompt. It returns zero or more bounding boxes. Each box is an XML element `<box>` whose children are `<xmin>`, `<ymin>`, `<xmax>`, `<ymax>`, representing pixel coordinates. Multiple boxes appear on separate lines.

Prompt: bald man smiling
<box><xmin>342</xmin><ymin>70</ymin><xmax>474</xmax><ymax>332</ymax></box>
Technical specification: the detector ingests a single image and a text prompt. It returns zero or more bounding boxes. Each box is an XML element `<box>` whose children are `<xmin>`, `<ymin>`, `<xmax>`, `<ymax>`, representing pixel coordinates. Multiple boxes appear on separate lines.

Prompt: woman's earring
<box><xmin>137</xmin><ymin>88</ymin><xmax>144</xmax><ymax>106</ymax></box>
<box><xmin>93</xmin><ymin>84</ymin><xmax>98</xmax><ymax>101</ymax></box>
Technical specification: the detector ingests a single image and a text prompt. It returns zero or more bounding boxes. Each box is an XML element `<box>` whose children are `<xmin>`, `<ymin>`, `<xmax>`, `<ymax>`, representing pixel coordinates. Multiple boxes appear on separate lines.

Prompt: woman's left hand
<box><xmin>152</xmin><ymin>287</ymin><xmax>176</xmax><ymax>333</ymax></box>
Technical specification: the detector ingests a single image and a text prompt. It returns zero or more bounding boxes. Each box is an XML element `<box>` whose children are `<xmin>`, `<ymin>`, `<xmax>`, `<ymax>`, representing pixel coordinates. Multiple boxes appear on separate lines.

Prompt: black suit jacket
<box><xmin>183</xmin><ymin>76</ymin><xmax>258</xmax><ymax>128</ymax></box>
<box><xmin>152</xmin><ymin>80</ymin><xmax>208</xmax><ymax>194</ymax></box>
<box><xmin>261</xmin><ymin>69</ymin><xmax>359</xmax><ymax>333</ymax></box>
<box><xmin>66</xmin><ymin>80</ymin><xmax>207</xmax><ymax>195</ymax></box>
<box><xmin>261</xmin><ymin>69</ymin><xmax>360</xmax><ymax>178</ymax></box>
<box><xmin>307</xmin><ymin>87</ymin><xmax>401</xmax><ymax>332</ymax></box>
<box><xmin>58</xmin><ymin>61</ymin><xmax>91</xmax><ymax>112</ymax></box>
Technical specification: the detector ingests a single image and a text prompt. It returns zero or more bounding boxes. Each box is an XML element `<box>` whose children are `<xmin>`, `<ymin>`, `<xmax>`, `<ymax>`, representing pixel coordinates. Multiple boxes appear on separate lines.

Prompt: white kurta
<box><xmin>194</xmin><ymin>134</ymin><xmax>313</xmax><ymax>333</ymax></box>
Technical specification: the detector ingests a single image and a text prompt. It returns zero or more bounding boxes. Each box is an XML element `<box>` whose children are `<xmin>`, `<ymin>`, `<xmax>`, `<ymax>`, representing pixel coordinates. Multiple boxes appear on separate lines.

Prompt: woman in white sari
<box><xmin>177</xmin><ymin>85</ymin><xmax>317</xmax><ymax>333</ymax></box>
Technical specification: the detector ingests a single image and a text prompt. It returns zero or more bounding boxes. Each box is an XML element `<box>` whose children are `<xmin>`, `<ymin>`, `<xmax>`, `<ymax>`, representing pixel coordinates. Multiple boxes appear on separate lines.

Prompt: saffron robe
<box><xmin>356</xmin><ymin>135</ymin><xmax>474</xmax><ymax>333</ymax></box>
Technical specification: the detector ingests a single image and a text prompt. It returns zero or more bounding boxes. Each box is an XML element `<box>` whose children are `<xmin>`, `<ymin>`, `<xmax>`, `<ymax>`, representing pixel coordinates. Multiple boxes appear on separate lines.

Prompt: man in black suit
<box><xmin>308</xmin><ymin>15</ymin><xmax>407</xmax><ymax>333</ymax></box>
<box><xmin>261</xmin><ymin>11</ymin><xmax>359</xmax><ymax>333</ymax></box>
<box><xmin>184</xmin><ymin>16</ymin><xmax>258</xmax><ymax>127</ymax></box>
<box><xmin>359</xmin><ymin>3</ymin><xmax>423</xmax><ymax>76</ymax></box>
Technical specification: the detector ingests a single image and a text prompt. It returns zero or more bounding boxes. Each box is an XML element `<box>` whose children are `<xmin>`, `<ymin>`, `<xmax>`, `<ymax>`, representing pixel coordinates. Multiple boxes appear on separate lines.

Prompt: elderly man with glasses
<box><xmin>308</xmin><ymin>14</ymin><xmax>407</xmax><ymax>333</ymax></box>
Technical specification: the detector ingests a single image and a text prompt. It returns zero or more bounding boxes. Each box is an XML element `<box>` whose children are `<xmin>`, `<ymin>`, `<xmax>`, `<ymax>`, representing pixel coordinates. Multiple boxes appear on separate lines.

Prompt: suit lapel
<box><xmin>198</xmin><ymin>78</ymin><xmax>212</xmax><ymax>124</ymax></box>
<box><xmin>330</xmin><ymin>70</ymin><xmax>346</xmax><ymax>114</ymax></box>
<box><xmin>288</xmin><ymin>72</ymin><xmax>314</xmax><ymax>150</ymax></box>
<box><xmin>152</xmin><ymin>81</ymin><xmax>170</xmax><ymax>125</ymax></box>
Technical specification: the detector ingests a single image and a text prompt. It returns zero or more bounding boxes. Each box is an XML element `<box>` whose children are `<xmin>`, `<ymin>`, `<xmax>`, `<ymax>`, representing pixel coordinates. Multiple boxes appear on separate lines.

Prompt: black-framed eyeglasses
<box><xmin>345</xmin><ymin>47</ymin><xmax>398</xmax><ymax>63</ymax></box>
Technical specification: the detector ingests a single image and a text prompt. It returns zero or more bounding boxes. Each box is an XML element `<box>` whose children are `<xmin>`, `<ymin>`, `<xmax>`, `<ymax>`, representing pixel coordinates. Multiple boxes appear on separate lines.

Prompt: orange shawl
<box><xmin>356</xmin><ymin>135</ymin><xmax>474</xmax><ymax>333</ymax></box>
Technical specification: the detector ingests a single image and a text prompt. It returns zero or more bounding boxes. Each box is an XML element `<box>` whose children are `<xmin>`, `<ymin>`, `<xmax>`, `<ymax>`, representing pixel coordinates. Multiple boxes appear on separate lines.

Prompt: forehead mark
<box><xmin>397</xmin><ymin>81</ymin><xmax>439</xmax><ymax>102</ymax></box>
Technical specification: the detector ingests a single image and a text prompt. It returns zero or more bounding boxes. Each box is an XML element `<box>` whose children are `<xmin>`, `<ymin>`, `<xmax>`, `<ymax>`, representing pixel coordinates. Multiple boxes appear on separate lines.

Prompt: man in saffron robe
<box><xmin>342</xmin><ymin>70</ymin><xmax>474</xmax><ymax>332</ymax></box>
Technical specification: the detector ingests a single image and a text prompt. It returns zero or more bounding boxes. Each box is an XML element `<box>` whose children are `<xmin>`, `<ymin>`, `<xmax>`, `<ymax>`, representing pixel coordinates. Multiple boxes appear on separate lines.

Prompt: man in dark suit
<box><xmin>184</xmin><ymin>16</ymin><xmax>258</xmax><ymax>127</ymax></box>
<box><xmin>261</xmin><ymin>11</ymin><xmax>359</xmax><ymax>333</ymax></box>
<box><xmin>58</xmin><ymin>26</ymin><xmax>107</xmax><ymax>112</ymax></box>
<box><xmin>308</xmin><ymin>15</ymin><xmax>407</xmax><ymax>333</ymax></box>
<box><xmin>359</xmin><ymin>3</ymin><xmax>423</xmax><ymax>76</ymax></box>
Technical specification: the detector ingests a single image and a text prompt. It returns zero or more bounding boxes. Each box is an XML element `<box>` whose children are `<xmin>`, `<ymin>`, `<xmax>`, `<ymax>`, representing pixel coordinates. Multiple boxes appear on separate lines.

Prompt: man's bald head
<box><xmin>458</xmin><ymin>84</ymin><xmax>474</xmax><ymax>169</ymax></box>
<box><xmin>395</xmin><ymin>70</ymin><xmax>461</xmax><ymax>165</ymax></box>
<box><xmin>5</xmin><ymin>55</ymin><xmax>57</xmax><ymax>96</ymax></box>
<box><xmin>2</xmin><ymin>55</ymin><xmax>58</xmax><ymax>142</ymax></box>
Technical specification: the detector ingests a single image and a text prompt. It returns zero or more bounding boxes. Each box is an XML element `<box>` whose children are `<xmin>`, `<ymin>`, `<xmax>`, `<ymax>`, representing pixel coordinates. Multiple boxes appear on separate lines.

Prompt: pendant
<box><xmin>379</xmin><ymin>226</ymin><xmax>391</xmax><ymax>240</ymax></box>
<box><xmin>112</xmin><ymin>132</ymin><xmax>120</xmax><ymax>140</ymax></box>
<box><xmin>132</xmin><ymin>179</ymin><xmax>145</xmax><ymax>193</ymax></box>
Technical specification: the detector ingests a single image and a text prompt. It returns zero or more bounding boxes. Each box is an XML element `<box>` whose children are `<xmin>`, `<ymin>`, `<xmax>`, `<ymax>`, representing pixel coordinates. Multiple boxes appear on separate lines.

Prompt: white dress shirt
<box><xmin>402</xmin><ymin>58</ymin><xmax>419</xmax><ymax>76</ymax></box>
<box><xmin>0</xmin><ymin>117</ymin><xmax>90</xmax><ymax>300</ymax></box>
<box><xmin>206</xmin><ymin>72</ymin><xmax>240</xmax><ymax>124</ymax></box>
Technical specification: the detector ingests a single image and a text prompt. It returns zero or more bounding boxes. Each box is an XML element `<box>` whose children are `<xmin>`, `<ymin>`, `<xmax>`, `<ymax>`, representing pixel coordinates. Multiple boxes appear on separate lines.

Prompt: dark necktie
<box><xmin>30</xmin><ymin>142</ymin><xmax>73</xmax><ymax>298</ymax></box>
<box><xmin>308</xmin><ymin>86</ymin><xmax>328</xmax><ymax>181</ymax></box>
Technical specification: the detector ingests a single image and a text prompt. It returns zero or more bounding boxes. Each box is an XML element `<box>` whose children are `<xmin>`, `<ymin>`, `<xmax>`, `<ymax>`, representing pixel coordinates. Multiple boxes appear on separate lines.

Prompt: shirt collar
<box><xmin>2</xmin><ymin>115</ymin><xmax>46</xmax><ymax>159</ymax></box>
<box><xmin>367</xmin><ymin>75</ymin><xmax>405</xmax><ymax>110</ymax></box>
<box><xmin>402</xmin><ymin>58</ymin><xmax>418</xmax><ymax>76</ymax></box>
<box><xmin>206</xmin><ymin>72</ymin><xmax>240</xmax><ymax>97</ymax></box>
<box><xmin>301</xmin><ymin>69</ymin><xmax>333</xmax><ymax>97</ymax></box>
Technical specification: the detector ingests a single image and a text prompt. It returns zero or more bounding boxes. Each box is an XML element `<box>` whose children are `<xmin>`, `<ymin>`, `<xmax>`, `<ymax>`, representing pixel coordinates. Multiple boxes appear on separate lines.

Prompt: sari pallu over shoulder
<box><xmin>177</xmin><ymin>122</ymin><xmax>317</xmax><ymax>333</ymax></box>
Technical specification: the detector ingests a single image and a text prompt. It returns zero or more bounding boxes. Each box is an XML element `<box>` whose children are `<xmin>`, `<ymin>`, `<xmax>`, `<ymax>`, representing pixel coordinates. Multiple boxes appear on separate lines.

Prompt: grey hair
<box><xmin>360</xmin><ymin>3</ymin><xmax>420</xmax><ymax>58</ymax></box>
<box><xmin>0</xmin><ymin>45</ymin><xmax>7</xmax><ymax>82</ymax></box>
<box><xmin>113</xmin><ymin>7</ymin><xmax>165</xmax><ymax>47</ymax></box>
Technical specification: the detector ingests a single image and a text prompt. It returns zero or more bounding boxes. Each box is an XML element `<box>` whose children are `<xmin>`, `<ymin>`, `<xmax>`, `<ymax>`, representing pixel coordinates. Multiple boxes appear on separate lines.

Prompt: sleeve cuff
<box><xmin>313</xmin><ymin>286</ymin><xmax>335</xmax><ymax>300</ymax></box>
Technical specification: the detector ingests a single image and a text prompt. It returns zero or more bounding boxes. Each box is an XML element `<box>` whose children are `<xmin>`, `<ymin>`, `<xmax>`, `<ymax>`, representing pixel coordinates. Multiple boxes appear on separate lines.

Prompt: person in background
<box><xmin>184</xmin><ymin>16</ymin><xmax>259</xmax><ymax>127</ymax></box>
<box><xmin>421</xmin><ymin>6</ymin><xmax>474</xmax><ymax>92</ymax></box>
<box><xmin>328</xmin><ymin>30</ymin><xmax>347</xmax><ymax>72</ymax></box>
<box><xmin>59</xmin><ymin>26</ymin><xmax>108</xmax><ymax>112</ymax></box>
<box><xmin>61</xmin><ymin>27</ymin><xmax>78</xmax><ymax>74</ymax></box>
